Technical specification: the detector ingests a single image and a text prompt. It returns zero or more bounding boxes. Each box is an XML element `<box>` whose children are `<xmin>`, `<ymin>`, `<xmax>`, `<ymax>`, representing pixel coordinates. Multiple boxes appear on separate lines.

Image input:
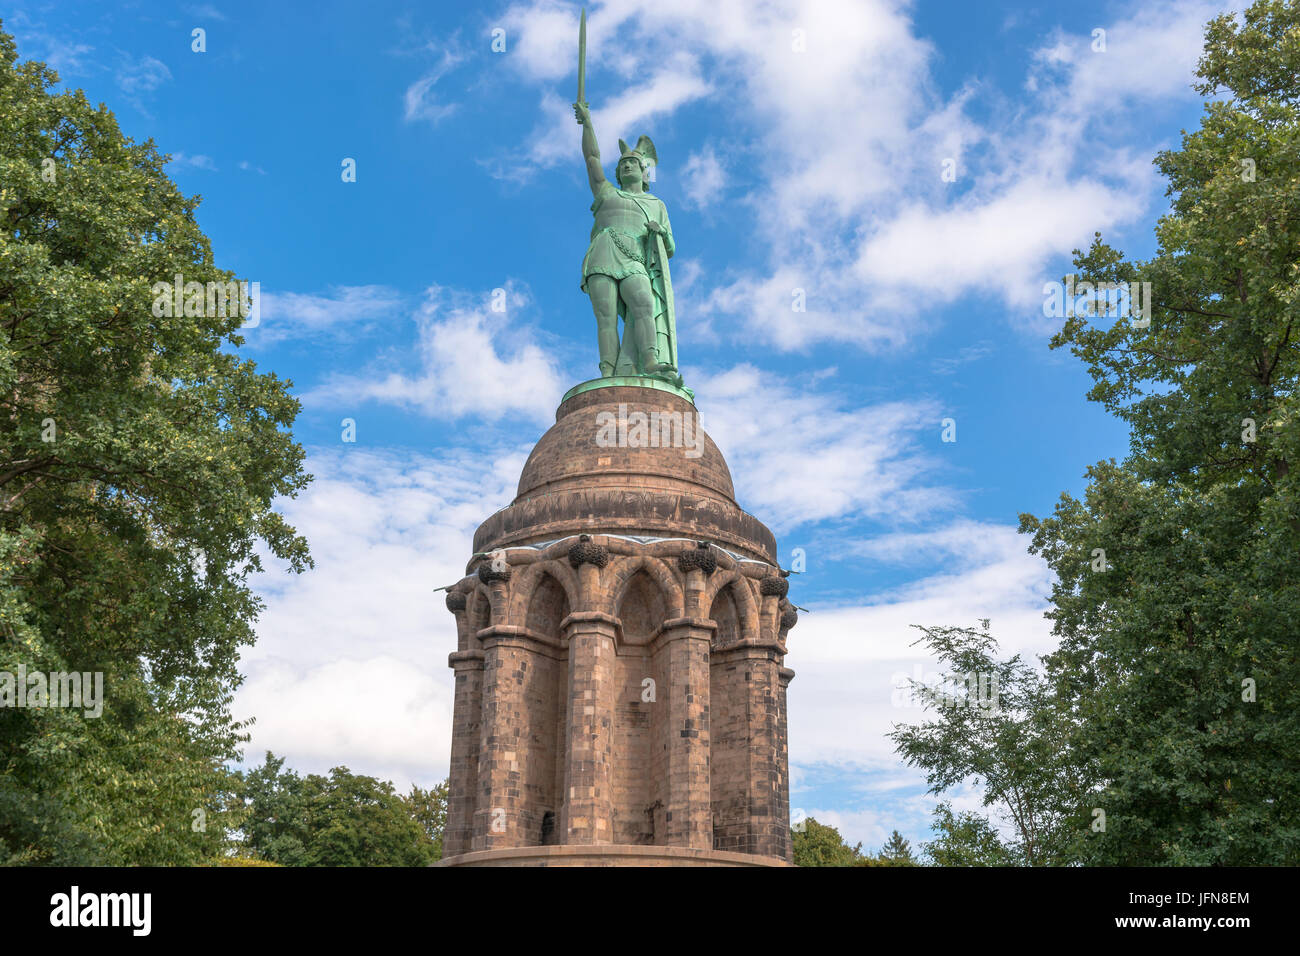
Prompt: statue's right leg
<box><xmin>586</xmin><ymin>274</ymin><xmax>619</xmax><ymax>376</ymax></box>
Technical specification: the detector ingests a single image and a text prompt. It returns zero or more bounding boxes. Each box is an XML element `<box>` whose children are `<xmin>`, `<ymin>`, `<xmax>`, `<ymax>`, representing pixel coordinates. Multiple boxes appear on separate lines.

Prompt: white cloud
<box><xmin>696</xmin><ymin>364</ymin><xmax>953</xmax><ymax>531</ymax></box>
<box><xmin>254</xmin><ymin>285</ymin><xmax>404</xmax><ymax>344</ymax></box>
<box><xmin>168</xmin><ymin>152</ymin><xmax>218</xmax><ymax>172</ymax></box>
<box><xmin>239</xmin><ymin>445</ymin><xmax>525</xmax><ymax>787</ymax></box>
<box><xmin>303</xmin><ymin>284</ymin><xmax>565</xmax><ymax>424</ymax></box>
<box><xmin>403</xmin><ymin>49</ymin><xmax>464</xmax><ymax>124</ymax></box>
<box><xmin>116</xmin><ymin>54</ymin><xmax>172</xmax><ymax>95</ymax></box>
<box><xmin>855</xmin><ymin>175</ymin><xmax>1137</xmax><ymax>313</ymax></box>
<box><xmin>680</xmin><ymin>145</ymin><xmax>726</xmax><ymax>210</ymax></box>
<box><xmin>786</xmin><ymin>520</ymin><xmax>1054</xmax><ymax>770</ymax></box>
<box><xmin>1028</xmin><ymin>1</ymin><xmax>1221</xmax><ymax>107</ymax></box>
<box><xmin>508</xmin><ymin>66</ymin><xmax>710</xmax><ymax>175</ymax></box>
<box><xmin>185</xmin><ymin>4</ymin><xmax>227</xmax><ymax>20</ymax></box>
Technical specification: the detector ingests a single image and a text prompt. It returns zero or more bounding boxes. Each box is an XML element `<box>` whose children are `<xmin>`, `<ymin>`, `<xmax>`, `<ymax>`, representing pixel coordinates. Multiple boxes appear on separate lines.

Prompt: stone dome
<box><xmin>473</xmin><ymin>383</ymin><xmax>775</xmax><ymax>562</ymax></box>
<box><xmin>516</xmin><ymin>385</ymin><xmax>735</xmax><ymax>502</ymax></box>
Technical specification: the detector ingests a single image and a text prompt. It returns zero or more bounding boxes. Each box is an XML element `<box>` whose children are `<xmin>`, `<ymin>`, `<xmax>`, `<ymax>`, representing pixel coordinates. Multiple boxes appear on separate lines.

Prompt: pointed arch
<box><xmin>606</xmin><ymin>555</ymin><xmax>685</xmax><ymax>620</ymax></box>
<box><xmin>507</xmin><ymin>560</ymin><xmax>580</xmax><ymax>625</ymax></box>
<box><xmin>701</xmin><ymin>570</ymin><xmax>759</xmax><ymax>643</ymax></box>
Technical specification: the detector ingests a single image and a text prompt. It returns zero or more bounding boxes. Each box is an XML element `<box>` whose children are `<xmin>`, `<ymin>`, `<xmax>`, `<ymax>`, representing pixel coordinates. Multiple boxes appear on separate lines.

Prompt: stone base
<box><xmin>436</xmin><ymin>845</ymin><xmax>790</xmax><ymax>867</ymax></box>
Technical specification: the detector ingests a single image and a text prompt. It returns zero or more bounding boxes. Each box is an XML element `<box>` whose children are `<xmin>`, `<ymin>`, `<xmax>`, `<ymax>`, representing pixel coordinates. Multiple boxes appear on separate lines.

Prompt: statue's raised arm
<box><xmin>573</xmin><ymin>103</ymin><xmax>606</xmax><ymax>196</ymax></box>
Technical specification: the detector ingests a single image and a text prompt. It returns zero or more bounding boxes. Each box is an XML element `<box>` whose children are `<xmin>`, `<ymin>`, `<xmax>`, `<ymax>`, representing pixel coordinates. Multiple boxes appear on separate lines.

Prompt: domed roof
<box><xmin>516</xmin><ymin>385</ymin><xmax>735</xmax><ymax>503</ymax></box>
<box><xmin>472</xmin><ymin>383</ymin><xmax>775</xmax><ymax>562</ymax></box>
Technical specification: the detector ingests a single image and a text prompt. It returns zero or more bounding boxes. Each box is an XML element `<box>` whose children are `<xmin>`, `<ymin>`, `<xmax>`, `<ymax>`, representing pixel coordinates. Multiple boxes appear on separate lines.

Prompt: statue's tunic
<box><xmin>580</xmin><ymin>182</ymin><xmax>674</xmax><ymax>291</ymax></box>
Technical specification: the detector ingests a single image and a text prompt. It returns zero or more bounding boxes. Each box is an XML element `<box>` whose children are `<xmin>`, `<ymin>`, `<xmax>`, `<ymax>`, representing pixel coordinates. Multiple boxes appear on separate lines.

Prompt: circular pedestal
<box><xmin>437</xmin><ymin>845</ymin><xmax>790</xmax><ymax>867</ymax></box>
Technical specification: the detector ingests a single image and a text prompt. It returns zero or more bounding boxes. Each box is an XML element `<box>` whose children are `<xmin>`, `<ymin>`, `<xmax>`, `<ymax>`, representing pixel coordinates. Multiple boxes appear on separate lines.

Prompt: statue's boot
<box><xmin>643</xmin><ymin>351</ymin><xmax>676</xmax><ymax>374</ymax></box>
<box><xmin>634</xmin><ymin>313</ymin><xmax>674</xmax><ymax>375</ymax></box>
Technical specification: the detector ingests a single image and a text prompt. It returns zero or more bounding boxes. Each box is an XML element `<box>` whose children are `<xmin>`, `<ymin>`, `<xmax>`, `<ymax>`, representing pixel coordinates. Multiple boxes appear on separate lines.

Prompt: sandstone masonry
<box><xmin>440</xmin><ymin>385</ymin><xmax>796</xmax><ymax>866</ymax></box>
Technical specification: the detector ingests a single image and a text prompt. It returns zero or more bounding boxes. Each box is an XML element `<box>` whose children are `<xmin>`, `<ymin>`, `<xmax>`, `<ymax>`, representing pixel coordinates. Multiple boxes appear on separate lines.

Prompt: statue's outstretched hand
<box><xmin>573</xmin><ymin>102</ymin><xmax>590</xmax><ymax>125</ymax></box>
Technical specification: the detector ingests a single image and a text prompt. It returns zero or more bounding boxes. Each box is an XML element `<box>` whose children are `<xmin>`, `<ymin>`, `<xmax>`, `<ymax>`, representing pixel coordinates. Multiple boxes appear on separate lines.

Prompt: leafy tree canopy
<box><xmin>0</xmin><ymin>21</ymin><xmax>310</xmax><ymax>864</ymax></box>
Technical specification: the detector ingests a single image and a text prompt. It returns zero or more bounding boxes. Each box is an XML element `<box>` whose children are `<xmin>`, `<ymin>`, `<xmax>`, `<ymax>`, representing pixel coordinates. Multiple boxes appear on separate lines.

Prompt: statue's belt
<box><xmin>596</xmin><ymin>226</ymin><xmax>647</xmax><ymax>264</ymax></box>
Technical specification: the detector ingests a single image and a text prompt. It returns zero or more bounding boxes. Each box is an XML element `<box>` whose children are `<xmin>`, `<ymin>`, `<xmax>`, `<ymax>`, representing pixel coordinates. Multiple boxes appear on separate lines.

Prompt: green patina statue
<box><xmin>573</xmin><ymin>10</ymin><xmax>683</xmax><ymax>388</ymax></box>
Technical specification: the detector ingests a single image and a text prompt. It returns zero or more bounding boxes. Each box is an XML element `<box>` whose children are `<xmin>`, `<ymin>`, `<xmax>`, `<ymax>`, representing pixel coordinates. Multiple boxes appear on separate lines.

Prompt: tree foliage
<box><xmin>888</xmin><ymin>623</ymin><xmax>1092</xmax><ymax>866</ymax></box>
<box><xmin>792</xmin><ymin>817</ymin><xmax>921</xmax><ymax>866</ymax></box>
<box><xmin>1019</xmin><ymin>0</ymin><xmax>1300</xmax><ymax>864</ymax></box>
<box><xmin>923</xmin><ymin>804</ymin><xmax>1017</xmax><ymax>867</ymax></box>
<box><xmin>236</xmin><ymin>753</ymin><xmax>440</xmax><ymax>867</ymax></box>
<box><xmin>403</xmin><ymin>780</ymin><xmax>447</xmax><ymax>862</ymax></box>
<box><xmin>0</xmin><ymin>22</ymin><xmax>310</xmax><ymax>864</ymax></box>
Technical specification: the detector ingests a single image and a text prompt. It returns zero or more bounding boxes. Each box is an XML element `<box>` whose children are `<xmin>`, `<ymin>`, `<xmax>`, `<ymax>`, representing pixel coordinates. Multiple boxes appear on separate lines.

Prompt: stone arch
<box><xmin>606</xmin><ymin>555</ymin><xmax>685</xmax><ymax>620</ymax></box>
<box><xmin>701</xmin><ymin>570</ymin><xmax>759</xmax><ymax>643</ymax></box>
<box><xmin>512</xmin><ymin>570</ymin><xmax>569</xmax><ymax>849</ymax></box>
<box><xmin>524</xmin><ymin>572</ymin><xmax>572</xmax><ymax>637</ymax></box>
<box><xmin>708</xmin><ymin>585</ymin><xmax>741</xmax><ymax>651</ymax></box>
<box><xmin>608</xmin><ymin>562</ymin><xmax>670</xmax><ymax>847</ymax></box>
<box><xmin>507</xmin><ymin>560</ymin><xmax>580</xmax><ymax>626</ymax></box>
<box><xmin>616</xmin><ymin>570</ymin><xmax>668</xmax><ymax>646</ymax></box>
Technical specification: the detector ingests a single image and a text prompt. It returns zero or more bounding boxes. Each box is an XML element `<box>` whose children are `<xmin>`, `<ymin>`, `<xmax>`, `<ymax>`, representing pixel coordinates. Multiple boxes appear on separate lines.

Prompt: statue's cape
<box><xmin>611</xmin><ymin>190</ymin><xmax>678</xmax><ymax>379</ymax></box>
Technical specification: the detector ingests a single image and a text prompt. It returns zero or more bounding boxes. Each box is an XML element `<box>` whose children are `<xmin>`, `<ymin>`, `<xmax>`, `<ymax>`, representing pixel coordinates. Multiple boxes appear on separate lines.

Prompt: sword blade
<box><xmin>577</xmin><ymin>7</ymin><xmax>586</xmax><ymax>104</ymax></box>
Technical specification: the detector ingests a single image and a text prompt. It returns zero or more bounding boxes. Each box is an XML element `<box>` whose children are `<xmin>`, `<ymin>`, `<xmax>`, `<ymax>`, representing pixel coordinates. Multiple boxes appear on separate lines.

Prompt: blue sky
<box><xmin>7</xmin><ymin>0</ymin><xmax>1227</xmax><ymax>852</ymax></box>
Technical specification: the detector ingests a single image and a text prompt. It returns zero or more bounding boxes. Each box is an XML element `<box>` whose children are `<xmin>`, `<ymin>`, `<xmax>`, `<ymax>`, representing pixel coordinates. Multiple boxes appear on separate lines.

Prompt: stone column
<box><xmin>472</xmin><ymin>628</ymin><xmax>531</xmax><ymax>851</ymax></box>
<box><xmin>445</xmin><ymin>648</ymin><xmax>483</xmax><ymax>858</ymax></box>
<box><xmin>740</xmin><ymin>649</ymin><xmax>784</xmax><ymax>858</ymax></box>
<box><xmin>778</xmin><ymin>665</ymin><xmax>796</xmax><ymax>863</ymax></box>
<box><xmin>658</xmin><ymin>617</ymin><xmax>714</xmax><ymax>849</ymax></box>
<box><xmin>559</xmin><ymin>611</ymin><xmax>618</xmax><ymax>844</ymax></box>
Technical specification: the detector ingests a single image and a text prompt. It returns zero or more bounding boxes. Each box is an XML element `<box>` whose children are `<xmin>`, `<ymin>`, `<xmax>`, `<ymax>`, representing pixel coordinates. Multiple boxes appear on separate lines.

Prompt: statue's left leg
<box><xmin>620</xmin><ymin>274</ymin><xmax>667</xmax><ymax>373</ymax></box>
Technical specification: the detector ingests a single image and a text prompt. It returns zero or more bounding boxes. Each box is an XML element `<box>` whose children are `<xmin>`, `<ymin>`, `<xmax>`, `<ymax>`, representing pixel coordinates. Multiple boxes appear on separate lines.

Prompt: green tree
<box><xmin>403</xmin><ymin>780</ymin><xmax>448</xmax><ymax>861</ymax></box>
<box><xmin>923</xmin><ymin>804</ymin><xmax>1016</xmax><ymax>867</ymax></box>
<box><xmin>888</xmin><ymin>623</ymin><xmax>1091</xmax><ymax>866</ymax></box>
<box><xmin>877</xmin><ymin>829</ymin><xmax>918</xmax><ymax>866</ymax></box>
<box><xmin>1021</xmin><ymin>0</ymin><xmax>1300</xmax><ymax>864</ymax></box>
<box><xmin>238</xmin><ymin>753</ymin><xmax>438</xmax><ymax>867</ymax></box>
<box><xmin>791</xmin><ymin>817</ymin><xmax>867</xmax><ymax>867</ymax></box>
<box><xmin>0</xmin><ymin>23</ymin><xmax>311</xmax><ymax>864</ymax></box>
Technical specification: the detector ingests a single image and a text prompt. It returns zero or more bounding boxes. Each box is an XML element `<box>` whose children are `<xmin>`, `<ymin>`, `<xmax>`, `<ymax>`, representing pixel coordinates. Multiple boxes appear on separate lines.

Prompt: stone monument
<box><xmin>436</xmin><ymin>10</ymin><xmax>796</xmax><ymax>866</ymax></box>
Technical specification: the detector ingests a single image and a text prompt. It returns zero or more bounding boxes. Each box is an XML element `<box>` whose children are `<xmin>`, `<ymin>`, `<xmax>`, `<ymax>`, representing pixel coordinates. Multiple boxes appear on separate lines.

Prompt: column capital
<box><xmin>448</xmin><ymin>649</ymin><xmax>485</xmax><ymax>669</ymax></box>
<box><xmin>656</xmin><ymin>616</ymin><xmax>717</xmax><ymax>634</ymax></box>
<box><xmin>475</xmin><ymin>624</ymin><xmax>565</xmax><ymax>653</ymax></box>
<box><xmin>560</xmin><ymin>610</ymin><xmax>620</xmax><ymax>633</ymax></box>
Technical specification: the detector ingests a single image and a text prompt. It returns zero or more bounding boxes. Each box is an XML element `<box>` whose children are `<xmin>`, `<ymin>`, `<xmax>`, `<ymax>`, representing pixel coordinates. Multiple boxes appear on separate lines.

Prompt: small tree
<box><xmin>877</xmin><ymin>829</ymin><xmax>918</xmax><ymax>866</ymax></box>
<box><xmin>403</xmin><ymin>780</ymin><xmax>448</xmax><ymax>861</ymax></box>
<box><xmin>792</xmin><ymin>817</ymin><xmax>866</xmax><ymax>867</ymax></box>
<box><xmin>888</xmin><ymin>622</ymin><xmax>1093</xmax><ymax>865</ymax></box>
<box><xmin>923</xmin><ymin>804</ymin><xmax>1016</xmax><ymax>867</ymax></box>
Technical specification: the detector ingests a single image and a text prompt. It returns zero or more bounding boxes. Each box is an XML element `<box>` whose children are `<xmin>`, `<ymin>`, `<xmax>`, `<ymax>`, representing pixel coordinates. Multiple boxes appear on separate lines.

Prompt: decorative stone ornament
<box><xmin>567</xmin><ymin>533</ymin><xmax>610</xmax><ymax>568</ymax></box>
<box><xmin>677</xmin><ymin>540</ymin><xmax>718</xmax><ymax>575</ymax></box>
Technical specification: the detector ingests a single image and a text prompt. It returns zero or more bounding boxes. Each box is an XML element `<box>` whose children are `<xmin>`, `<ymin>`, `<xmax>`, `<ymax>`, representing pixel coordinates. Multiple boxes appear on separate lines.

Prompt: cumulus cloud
<box><xmin>680</xmin><ymin>145</ymin><xmax>726</xmax><ymax>210</ymax></box>
<box><xmin>303</xmin><ymin>283</ymin><xmax>565</xmax><ymax>424</ymax></box>
<box><xmin>786</xmin><ymin>520</ymin><xmax>1054</xmax><ymax>766</ymax></box>
<box><xmin>239</xmin><ymin>445</ymin><xmax>525</xmax><ymax>786</ymax></box>
<box><xmin>695</xmin><ymin>364</ymin><xmax>953</xmax><ymax>531</ymax></box>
